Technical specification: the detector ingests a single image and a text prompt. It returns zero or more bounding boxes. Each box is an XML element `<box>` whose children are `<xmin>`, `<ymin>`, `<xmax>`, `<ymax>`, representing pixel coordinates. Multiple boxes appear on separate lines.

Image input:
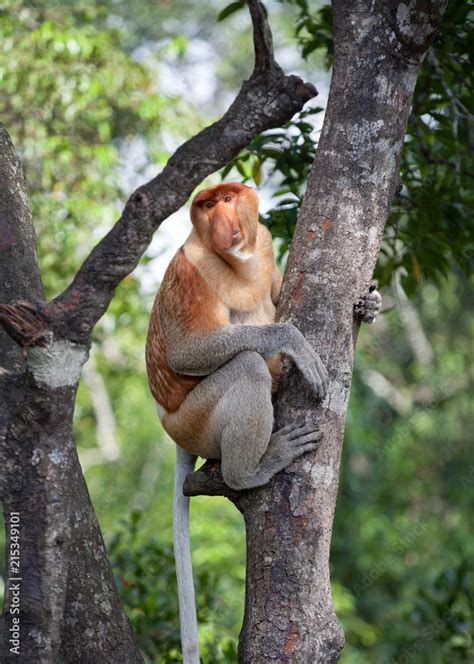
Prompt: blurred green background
<box><xmin>0</xmin><ymin>1</ymin><xmax>472</xmax><ymax>662</ymax></box>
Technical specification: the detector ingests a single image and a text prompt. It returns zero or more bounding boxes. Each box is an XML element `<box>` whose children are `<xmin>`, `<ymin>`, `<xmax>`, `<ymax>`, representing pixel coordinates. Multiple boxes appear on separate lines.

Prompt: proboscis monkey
<box><xmin>145</xmin><ymin>182</ymin><xmax>381</xmax><ymax>663</ymax></box>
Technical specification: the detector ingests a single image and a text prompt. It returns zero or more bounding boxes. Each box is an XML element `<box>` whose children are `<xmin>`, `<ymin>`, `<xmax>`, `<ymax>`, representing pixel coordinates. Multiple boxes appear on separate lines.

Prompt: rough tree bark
<box><xmin>0</xmin><ymin>131</ymin><xmax>144</xmax><ymax>664</ymax></box>
<box><xmin>0</xmin><ymin>2</ymin><xmax>317</xmax><ymax>662</ymax></box>
<box><xmin>185</xmin><ymin>1</ymin><xmax>448</xmax><ymax>662</ymax></box>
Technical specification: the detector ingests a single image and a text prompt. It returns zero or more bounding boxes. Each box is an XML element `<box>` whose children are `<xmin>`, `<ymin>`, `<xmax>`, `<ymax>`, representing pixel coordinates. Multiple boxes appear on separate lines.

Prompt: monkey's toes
<box><xmin>287</xmin><ymin>422</ymin><xmax>322</xmax><ymax>444</ymax></box>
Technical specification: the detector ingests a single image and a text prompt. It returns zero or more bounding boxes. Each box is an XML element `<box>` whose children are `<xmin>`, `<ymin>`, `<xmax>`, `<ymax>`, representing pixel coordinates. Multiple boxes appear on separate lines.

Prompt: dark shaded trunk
<box><xmin>0</xmin><ymin>126</ymin><xmax>143</xmax><ymax>663</ymax></box>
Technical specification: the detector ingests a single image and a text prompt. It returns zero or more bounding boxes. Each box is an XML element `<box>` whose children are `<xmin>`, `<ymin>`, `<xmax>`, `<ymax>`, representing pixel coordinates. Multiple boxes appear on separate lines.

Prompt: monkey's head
<box><xmin>191</xmin><ymin>182</ymin><xmax>259</xmax><ymax>261</ymax></box>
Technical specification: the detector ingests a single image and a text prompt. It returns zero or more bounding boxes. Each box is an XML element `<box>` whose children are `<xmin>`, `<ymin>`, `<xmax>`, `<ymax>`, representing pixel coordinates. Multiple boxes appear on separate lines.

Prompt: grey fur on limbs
<box><xmin>180</xmin><ymin>351</ymin><xmax>323</xmax><ymax>490</ymax></box>
<box><xmin>220</xmin><ymin>354</ymin><xmax>322</xmax><ymax>489</ymax></box>
<box><xmin>166</xmin><ymin>322</ymin><xmax>328</xmax><ymax>400</ymax></box>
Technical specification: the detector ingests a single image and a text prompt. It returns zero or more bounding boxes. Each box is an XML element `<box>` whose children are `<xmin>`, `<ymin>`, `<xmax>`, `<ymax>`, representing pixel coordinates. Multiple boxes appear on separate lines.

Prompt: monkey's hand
<box><xmin>354</xmin><ymin>283</ymin><xmax>382</xmax><ymax>324</ymax></box>
<box><xmin>285</xmin><ymin>327</ymin><xmax>328</xmax><ymax>399</ymax></box>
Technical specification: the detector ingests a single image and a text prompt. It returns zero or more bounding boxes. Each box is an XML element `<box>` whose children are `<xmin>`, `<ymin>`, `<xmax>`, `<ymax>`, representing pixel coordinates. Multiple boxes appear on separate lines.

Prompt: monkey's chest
<box><xmin>229</xmin><ymin>296</ymin><xmax>276</xmax><ymax>326</ymax></box>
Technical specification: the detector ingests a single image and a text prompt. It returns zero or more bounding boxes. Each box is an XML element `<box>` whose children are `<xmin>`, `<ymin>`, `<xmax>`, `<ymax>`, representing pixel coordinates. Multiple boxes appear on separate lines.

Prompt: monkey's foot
<box><xmin>184</xmin><ymin>423</ymin><xmax>323</xmax><ymax>495</ymax></box>
<box><xmin>266</xmin><ymin>421</ymin><xmax>323</xmax><ymax>464</ymax></box>
<box><xmin>223</xmin><ymin>421</ymin><xmax>323</xmax><ymax>490</ymax></box>
<box><xmin>354</xmin><ymin>283</ymin><xmax>382</xmax><ymax>324</ymax></box>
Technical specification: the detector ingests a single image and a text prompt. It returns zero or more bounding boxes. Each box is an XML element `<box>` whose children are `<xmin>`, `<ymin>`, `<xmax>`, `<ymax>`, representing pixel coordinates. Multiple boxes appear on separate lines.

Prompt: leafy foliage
<box><xmin>0</xmin><ymin>0</ymin><xmax>186</xmax><ymax>298</ymax></box>
<box><xmin>385</xmin><ymin>1</ymin><xmax>474</xmax><ymax>294</ymax></box>
<box><xmin>336</xmin><ymin>274</ymin><xmax>474</xmax><ymax>662</ymax></box>
<box><xmin>110</xmin><ymin>512</ymin><xmax>238</xmax><ymax>663</ymax></box>
<box><xmin>217</xmin><ymin>1</ymin><xmax>246</xmax><ymax>23</ymax></box>
<box><xmin>221</xmin><ymin>106</ymin><xmax>322</xmax><ymax>260</ymax></box>
<box><xmin>221</xmin><ymin>0</ymin><xmax>474</xmax><ymax>293</ymax></box>
<box><xmin>290</xmin><ymin>0</ymin><xmax>333</xmax><ymax>65</ymax></box>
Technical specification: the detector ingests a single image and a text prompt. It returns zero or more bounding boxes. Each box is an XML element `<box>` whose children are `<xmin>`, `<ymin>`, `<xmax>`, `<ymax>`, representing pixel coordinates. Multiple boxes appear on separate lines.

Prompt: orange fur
<box><xmin>146</xmin><ymin>248</ymin><xmax>228</xmax><ymax>412</ymax></box>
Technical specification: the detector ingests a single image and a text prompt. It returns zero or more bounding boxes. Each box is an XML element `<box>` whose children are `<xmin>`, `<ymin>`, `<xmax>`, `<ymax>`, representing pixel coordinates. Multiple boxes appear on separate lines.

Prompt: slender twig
<box><xmin>426</xmin><ymin>49</ymin><xmax>472</xmax><ymax>119</ymax></box>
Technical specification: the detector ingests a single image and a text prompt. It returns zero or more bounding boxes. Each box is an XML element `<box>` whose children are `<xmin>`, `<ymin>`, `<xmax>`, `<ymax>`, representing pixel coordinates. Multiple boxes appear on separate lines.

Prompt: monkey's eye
<box><xmin>206</xmin><ymin>201</ymin><xmax>215</xmax><ymax>209</ymax></box>
<box><xmin>224</xmin><ymin>195</ymin><xmax>232</xmax><ymax>203</ymax></box>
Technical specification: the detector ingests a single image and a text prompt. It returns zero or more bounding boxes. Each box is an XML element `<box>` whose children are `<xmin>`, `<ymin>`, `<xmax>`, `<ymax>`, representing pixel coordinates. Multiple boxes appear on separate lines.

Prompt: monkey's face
<box><xmin>191</xmin><ymin>183</ymin><xmax>258</xmax><ymax>261</ymax></box>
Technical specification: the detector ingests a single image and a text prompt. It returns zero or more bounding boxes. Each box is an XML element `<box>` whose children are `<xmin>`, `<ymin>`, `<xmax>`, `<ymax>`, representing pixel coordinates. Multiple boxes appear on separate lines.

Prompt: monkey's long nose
<box><xmin>210</xmin><ymin>215</ymin><xmax>235</xmax><ymax>251</ymax></box>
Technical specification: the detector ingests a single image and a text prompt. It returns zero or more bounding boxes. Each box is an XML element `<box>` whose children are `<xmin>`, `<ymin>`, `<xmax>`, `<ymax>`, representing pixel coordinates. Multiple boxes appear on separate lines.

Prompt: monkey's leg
<box><xmin>163</xmin><ymin>350</ymin><xmax>272</xmax><ymax>460</ymax></box>
<box><xmin>221</xmin><ymin>419</ymin><xmax>322</xmax><ymax>490</ymax></box>
<box><xmin>212</xmin><ymin>352</ymin><xmax>321</xmax><ymax>490</ymax></box>
<box><xmin>165</xmin><ymin>351</ymin><xmax>320</xmax><ymax>489</ymax></box>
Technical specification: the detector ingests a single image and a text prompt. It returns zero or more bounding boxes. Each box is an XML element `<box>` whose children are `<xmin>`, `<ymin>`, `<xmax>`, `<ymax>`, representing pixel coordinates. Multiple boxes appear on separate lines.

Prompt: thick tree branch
<box><xmin>183</xmin><ymin>460</ymin><xmax>241</xmax><ymax>501</ymax></box>
<box><xmin>0</xmin><ymin>137</ymin><xmax>143</xmax><ymax>663</ymax></box>
<box><xmin>20</xmin><ymin>0</ymin><xmax>317</xmax><ymax>344</ymax></box>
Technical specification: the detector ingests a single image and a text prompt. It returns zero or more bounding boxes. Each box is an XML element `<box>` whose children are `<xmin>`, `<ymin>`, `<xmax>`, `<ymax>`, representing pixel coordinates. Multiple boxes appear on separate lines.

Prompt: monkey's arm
<box><xmin>159</xmin><ymin>247</ymin><xmax>327</xmax><ymax>397</ymax></box>
<box><xmin>167</xmin><ymin>323</ymin><xmax>328</xmax><ymax>398</ymax></box>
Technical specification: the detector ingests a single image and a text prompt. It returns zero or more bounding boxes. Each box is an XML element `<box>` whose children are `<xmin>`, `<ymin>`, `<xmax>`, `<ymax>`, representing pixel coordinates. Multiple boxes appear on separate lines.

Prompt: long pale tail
<box><xmin>173</xmin><ymin>445</ymin><xmax>200</xmax><ymax>664</ymax></box>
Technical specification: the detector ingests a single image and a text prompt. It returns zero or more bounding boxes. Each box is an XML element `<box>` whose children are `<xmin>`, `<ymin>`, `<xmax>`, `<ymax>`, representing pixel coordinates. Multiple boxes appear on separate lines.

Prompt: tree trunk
<box><xmin>235</xmin><ymin>2</ymin><xmax>447</xmax><ymax>662</ymax></box>
<box><xmin>0</xmin><ymin>126</ymin><xmax>144</xmax><ymax>664</ymax></box>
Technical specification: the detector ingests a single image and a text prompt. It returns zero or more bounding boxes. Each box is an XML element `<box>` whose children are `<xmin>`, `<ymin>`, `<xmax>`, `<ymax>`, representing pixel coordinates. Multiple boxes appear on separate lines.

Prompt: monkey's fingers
<box><xmin>294</xmin><ymin>441</ymin><xmax>320</xmax><ymax>457</ymax></box>
<box><xmin>285</xmin><ymin>422</ymin><xmax>321</xmax><ymax>442</ymax></box>
<box><xmin>312</xmin><ymin>362</ymin><xmax>328</xmax><ymax>399</ymax></box>
<box><xmin>272</xmin><ymin>421</ymin><xmax>312</xmax><ymax>441</ymax></box>
<box><xmin>360</xmin><ymin>297</ymin><xmax>382</xmax><ymax>313</ymax></box>
<box><xmin>287</xmin><ymin>435</ymin><xmax>321</xmax><ymax>459</ymax></box>
<box><xmin>313</xmin><ymin>373</ymin><xmax>327</xmax><ymax>399</ymax></box>
<box><xmin>272</xmin><ymin>422</ymin><xmax>298</xmax><ymax>438</ymax></box>
<box><xmin>355</xmin><ymin>286</ymin><xmax>382</xmax><ymax>324</ymax></box>
<box><xmin>292</xmin><ymin>432</ymin><xmax>322</xmax><ymax>446</ymax></box>
<box><xmin>292</xmin><ymin>349</ymin><xmax>326</xmax><ymax>399</ymax></box>
<box><xmin>309</xmin><ymin>375</ymin><xmax>325</xmax><ymax>399</ymax></box>
<box><xmin>314</xmin><ymin>355</ymin><xmax>329</xmax><ymax>391</ymax></box>
<box><xmin>367</xmin><ymin>291</ymin><xmax>382</xmax><ymax>303</ymax></box>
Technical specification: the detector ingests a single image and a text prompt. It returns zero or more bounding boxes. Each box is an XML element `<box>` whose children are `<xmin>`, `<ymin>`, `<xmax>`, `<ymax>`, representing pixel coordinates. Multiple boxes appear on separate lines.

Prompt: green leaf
<box><xmin>217</xmin><ymin>1</ymin><xmax>245</xmax><ymax>22</ymax></box>
<box><xmin>252</xmin><ymin>159</ymin><xmax>262</xmax><ymax>186</ymax></box>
